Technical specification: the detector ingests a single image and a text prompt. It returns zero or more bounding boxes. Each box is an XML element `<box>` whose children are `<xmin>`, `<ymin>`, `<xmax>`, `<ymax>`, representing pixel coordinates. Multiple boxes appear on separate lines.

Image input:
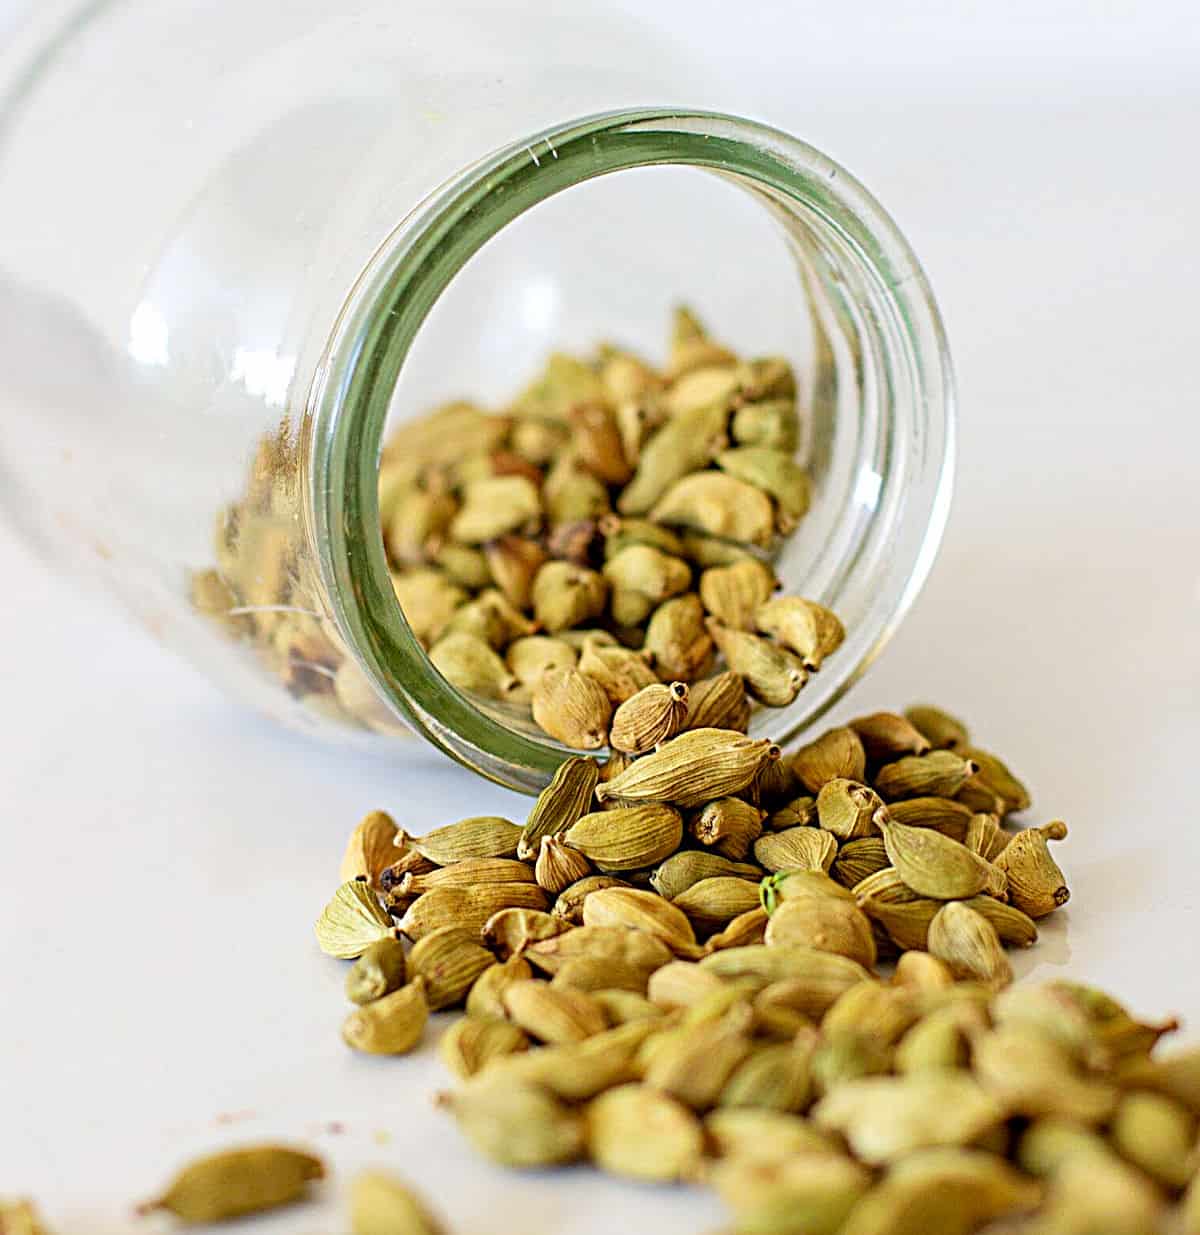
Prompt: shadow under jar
<box><xmin>0</xmin><ymin>1</ymin><xmax>954</xmax><ymax>792</ymax></box>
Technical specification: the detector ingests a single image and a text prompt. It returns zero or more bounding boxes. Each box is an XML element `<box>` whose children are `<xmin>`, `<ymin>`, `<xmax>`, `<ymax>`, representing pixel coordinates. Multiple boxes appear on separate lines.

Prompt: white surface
<box><xmin>3</xmin><ymin>2</ymin><xmax>1200</xmax><ymax>1231</ymax></box>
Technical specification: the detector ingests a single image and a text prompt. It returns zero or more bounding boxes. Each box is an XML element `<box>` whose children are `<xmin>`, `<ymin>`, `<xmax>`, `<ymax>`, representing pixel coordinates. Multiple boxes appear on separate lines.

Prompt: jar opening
<box><xmin>309</xmin><ymin>108</ymin><xmax>954</xmax><ymax>792</ymax></box>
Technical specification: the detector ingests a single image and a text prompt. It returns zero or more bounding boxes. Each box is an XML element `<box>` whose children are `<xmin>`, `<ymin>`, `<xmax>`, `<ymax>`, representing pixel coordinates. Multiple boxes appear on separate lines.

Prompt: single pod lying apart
<box><xmin>137</xmin><ymin>1145</ymin><xmax>326</xmax><ymax>1224</ymax></box>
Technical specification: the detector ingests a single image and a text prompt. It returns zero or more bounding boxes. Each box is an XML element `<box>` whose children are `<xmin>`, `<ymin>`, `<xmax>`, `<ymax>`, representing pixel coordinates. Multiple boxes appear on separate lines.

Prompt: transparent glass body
<box><xmin>0</xmin><ymin>1</ymin><xmax>954</xmax><ymax>792</ymax></box>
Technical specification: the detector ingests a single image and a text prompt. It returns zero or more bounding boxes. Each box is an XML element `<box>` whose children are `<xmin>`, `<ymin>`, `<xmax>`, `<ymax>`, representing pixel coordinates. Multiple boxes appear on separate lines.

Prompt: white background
<box><xmin>2</xmin><ymin>2</ymin><xmax>1199</xmax><ymax>1232</ymax></box>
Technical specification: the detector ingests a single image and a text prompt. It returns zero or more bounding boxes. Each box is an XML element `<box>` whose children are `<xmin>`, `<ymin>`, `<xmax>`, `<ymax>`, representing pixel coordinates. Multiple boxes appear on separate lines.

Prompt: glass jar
<box><xmin>0</xmin><ymin>1</ymin><xmax>954</xmax><ymax>792</ymax></box>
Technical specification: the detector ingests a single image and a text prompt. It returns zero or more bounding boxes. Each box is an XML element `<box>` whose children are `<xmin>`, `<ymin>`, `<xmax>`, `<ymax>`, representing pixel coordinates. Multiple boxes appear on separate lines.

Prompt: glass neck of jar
<box><xmin>307</xmin><ymin>108</ymin><xmax>955</xmax><ymax>793</ymax></box>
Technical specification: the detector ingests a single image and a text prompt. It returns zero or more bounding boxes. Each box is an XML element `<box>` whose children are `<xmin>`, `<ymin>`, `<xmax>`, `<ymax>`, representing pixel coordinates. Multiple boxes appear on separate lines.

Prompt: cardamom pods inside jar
<box><xmin>0</xmin><ymin>2</ymin><xmax>952</xmax><ymax>791</ymax></box>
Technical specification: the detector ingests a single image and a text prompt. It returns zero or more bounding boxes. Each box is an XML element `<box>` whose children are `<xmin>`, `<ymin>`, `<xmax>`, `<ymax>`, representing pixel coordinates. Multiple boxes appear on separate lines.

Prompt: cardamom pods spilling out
<box><xmin>296</xmin><ymin>690</ymin><xmax>1193</xmax><ymax>1235</ymax></box>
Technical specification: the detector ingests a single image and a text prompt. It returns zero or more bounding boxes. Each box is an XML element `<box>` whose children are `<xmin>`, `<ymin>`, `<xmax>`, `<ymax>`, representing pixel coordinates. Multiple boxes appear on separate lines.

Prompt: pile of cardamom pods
<box><xmin>303</xmin><ymin>706</ymin><xmax>1197</xmax><ymax>1235</ymax></box>
<box><xmin>193</xmin><ymin>309</ymin><xmax>837</xmax><ymax>746</ymax></box>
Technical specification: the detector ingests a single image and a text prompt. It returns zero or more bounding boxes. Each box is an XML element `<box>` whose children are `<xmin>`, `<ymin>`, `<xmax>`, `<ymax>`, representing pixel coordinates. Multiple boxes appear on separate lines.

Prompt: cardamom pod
<box><xmin>642</xmin><ymin>1012</ymin><xmax>755</xmax><ymax>1109</ymax></box>
<box><xmin>530</xmin><ymin>561</ymin><xmax>607</xmax><ymax>633</ymax></box>
<box><xmin>465</xmin><ymin>955</ymin><xmax>534</xmax><ymax>1020</ymax></box>
<box><xmin>586</xmin><ymin>1084</ymin><xmax>705</xmax><ymax>1181</ymax></box>
<box><xmin>711</xmin><ymin>1154</ymin><xmax>871</xmax><ymax>1235</ymax></box>
<box><xmin>699</xmin><ymin>559</ymin><xmax>778</xmax><ymax>630</ymax></box>
<box><xmin>841</xmin><ymin>1148</ymin><xmax>1041</xmax><ymax>1235</ymax></box>
<box><xmin>597</xmin><ymin>512</ymin><xmax>677</xmax><ymax>560</ymax></box>
<box><xmin>701</xmin><ymin>946</ymin><xmax>870</xmax><ymax>1015</ymax></box>
<box><xmin>609</xmin><ymin>681</ymin><xmax>690</xmax><ymax>753</ymax></box>
<box><xmin>593</xmin><ymin>989</ymin><xmax>664</xmax><ymax>1025</ymax></box>
<box><xmin>664</xmin><ymin>363</ymin><xmax>740</xmax><ymax>413</ymax></box>
<box><xmin>441</xmin><ymin>588</ymin><xmax>535</xmax><ymax>648</ymax></box>
<box><xmin>576</xmin><ymin>638</ymin><xmax>659</xmax><ymax>703</ymax></box>
<box><xmin>764</xmin><ymin>870</ymin><xmax>857</xmax><ymax>909</ymax></box>
<box><xmin>413</xmin><ymin>816</ymin><xmax>522</xmax><ymax>864</ymax></box>
<box><xmin>517</xmin><ymin>756</ymin><xmax>601</xmax><ymax>861</ymax></box>
<box><xmin>848</xmin><ymin>711</ymin><xmax>932</xmax><ymax>763</ymax></box>
<box><xmin>1110</xmin><ymin>1090</ymin><xmax>1196</xmax><ymax>1189</ymax></box>
<box><xmin>766</xmin><ymin>793</ymin><xmax>820</xmax><ymax>830</ymax></box>
<box><xmin>581</xmin><ymin>886</ymin><xmax>703</xmax><ymax>958</ymax></box>
<box><xmin>718</xmin><ymin>1041</ymin><xmax>813</xmax><ymax>1112</ymax></box>
<box><xmin>314</xmin><ymin>880</ymin><xmax>396</xmax><ymax>959</ymax></box>
<box><xmin>690</xmin><ymin>796</ymin><xmax>765</xmax><ymax>860</ymax></box>
<box><xmin>501</xmin><ymin>979</ymin><xmax>608</xmax><ymax>1043</ymax></box>
<box><xmin>561</xmin><ymin>804</ymin><xmax>683</xmax><ymax>871</ymax></box>
<box><xmin>809</xmin><ymin>1027</ymin><xmax>893</xmax><ymax>1097</ymax></box>
<box><xmin>449</xmin><ymin>475</ymin><xmax>540</xmax><ymax>543</ymax></box>
<box><xmin>650</xmin><ymin>850</ymin><xmax>761</xmax><ymax>900</ymax></box>
<box><xmin>751</xmin><ymin>752</ymin><xmax>802</xmax><ymax>808</ymax></box>
<box><xmin>438</xmin><ymin>1017</ymin><xmax>529</xmax><ymax>1081</ymax></box>
<box><xmin>704</xmin><ymin>1109</ymin><xmax>835</xmax><ymax>1164</ymax></box>
<box><xmin>754</xmin><ymin>827</ymin><xmax>838</xmax><ymax>874</ymax></box>
<box><xmin>704</xmin><ymin>907</ymin><xmax>771</xmax><ymax>952</ymax></box>
<box><xmin>439</xmin><ymin>1077</ymin><xmax>584</xmax><ymax>1167</ymax></box>
<box><xmin>642</xmin><ymin>592</ymin><xmax>715</xmax><ymax>682</ymax></box>
<box><xmin>339</xmin><ymin>810</ymin><xmax>400</xmax><ymax>888</ymax></box>
<box><xmin>927</xmin><ymin>902</ymin><xmax>1013</xmax><ymax>990</ymax></box>
<box><xmin>972</xmin><ymin>1025</ymin><xmax>1118</xmax><ymax>1123</ymax></box>
<box><xmin>398</xmin><ymin>857</ymin><xmax>536</xmax><ymax>895</ymax></box>
<box><xmin>550</xmin><ymin>874</ymin><xmax>630</xmax><ymax>923</ymax></box>
<box><xmin>602</xmin><ymin>544</ymin><xmax>692</xmax><ymax>626</ymax></box>
<box><xmin>506</xmin><ymin>634</ymin><xmax>577</xmax><ymax>690</ymax></box>
<box><xmin>894</xmin><ymin>1003</ymin><xmax>978</xmax><ymax>1074</ymax></box>
<box><xmin>567</xmin><ymin>400</ymin><xmax>633</xmax><ymax>484</ymax></box>
<box><xmin>407</xmin><ymin>926</ymin><xmax>495</xmax><ymax>1010</ymax></box>
<box><xmin>992</xmin><ymin>822</ymin><xmax>1070</xmax><ymax>918</ymax></box>
<box><xmin>617</xmin><ymin>399</ymin><xmax>730</xmax><ymax>515</ymax></box>
<box><xmin>523</xmin><ymin>924</ymin><xmax>674</xmax><ymax>977</ymax></box>
<box><xmin>390</xmin><ymin>568</ymin><xmax>466</xmax><ymax>645</ymax></box>
<box><xmin>485</xmin><ymin>535</ymin><xmax>547</xmax><ymax>611</ymax></box>
<box><xmin>706</xmin><ymin>619</ymin><xmax>808</xmax><ymax>707</ymax></box>
<box><xmin>904</xmin><ymin>704</ymin><xmax>970</xmax><ymax>751</ymax></box>
<box><xmin>764</xmin><ymin>898</ymin><xmax>877</xmax><ymax>968</ymax></box>
<box><xmin>543</xmin><ymin>456</ymin><xmax>611</xmax><ymax>525</ymax></box>
<box><xmin>428</xmin><ymin>631</ymin><xmax>523</xmax><ymax>700</ymax></box>
<box><xmin>961</xmin><ymin>745</ymin><xmax>1032</xmax><ymax>814</ymax></box>
<box><xmin>874</xmin><ymin>751</ymin><xmax>980</xmax><ymax>802</ymax></box>
<box><xmin>861</xmin><ymin>897</ymin><xmax>940</xmax><ymax>952</ymax></box>
<box><xmin>812</xmin><ymin>1072</ymin><xmax>1006</xmax><ymax>1165</ymax></box>
<box><xmin>880</xmin><ymin>819</ymin><xmax>1007</xmax><ymax>900</ymax></box>
<box><xmin>480</xmin><ymin>908</ymin><xmax>567</xmax><ymax>959</ymax></box>
<box><xmin>349</xmin><ymin>1171</ymin><xmax>446</xmax><ymax>1235</ymax></box>
<box><xmin>891</xmin><ymin>950</ymin><xmax>955</xmax><ymax>992</ymax></box>
<box><xmin>531</xmin><ymin>667</ymin><xmax>612</xmax><ymax>749</ymax></box>
<box><xmin>397</xmin><ymin>884</ymin><xmax>549</xmax><ymax>941</ymax></box>
<box><xmin>673</xmin><ymin>876</ymin><xmax>764</xmax><ymax>933</ymax></box>
<box><xmin>817</xmin><ymin>778</ymin><xmax>885</xmax><ymax>840</ymax></box>
<box><xmin>136</xmin><ymin>1146</ymin><xmax>326</xmax><ymax>1224</ymax></box>
<box><xmin>385</xmin><ymin>487</ymin><xmax>457</xmax><ymax>566</ymax></box>
<box><xmin>791</xmin><ymin>727</ymin><xmax>867</xmax><ymax>794</ymax></box>
<box><xmin>715</xmin><ymin>445</ymin><xmax>811</xmax><ymax>532</ymax></box>
<box><xmin>549</xmin><ymin>955</ymin><xmax>651</xmax><ymax>994</ymax></box>
<box><xmin>345</xmin><ymin>937</ymin><xmax>408</xmax><ymax>1005</ymax></box>
<box><xmin>342</xmin><ymin>979</ymin><xmax>429</xmax><ymax>1054</ymax></box>
<box><xmin>884</xmin><ymin>796</ymin><xmax>974</xmax><ymax>841</ymax></box>
<box><xmin>831</xmin><ymin>837</ymin><xmax>890</xmax><ymax>888</ymax></box>
<box><xmin>754</xmin><ymin>597</ymin><xmax>846</xmax><ymax>670</ymax></box>
<box><xmin>594</xmin><ymin>728</ymin><xmax>779</xmax><ymax>807</ymax></box>
<box><xmin>960</xmin><ymin>895</ymin><xmax>1038</xmax><ymax>947</ymax></box>
<box><xmin>650</xmin><ymin>472</ymin><xmax>775</xmax><ymax>547</ymax></box>
<box><xmin>430</xmin><ymin>541</ymin><xmax>491</xmax><ymax>591</ymax></box>
<box><xmin>646</xmin><ymin>960</ymin><xmax>728</xmax><ymax>1010</ymax></box>
<box><xmin>534</xmin><ymin>836</ymin><xmax>593</xmax><ymax>894</ymax></box>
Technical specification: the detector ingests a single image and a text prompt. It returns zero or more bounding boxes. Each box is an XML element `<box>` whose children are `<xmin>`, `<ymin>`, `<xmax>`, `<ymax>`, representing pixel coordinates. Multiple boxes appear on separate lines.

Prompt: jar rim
<box><xmin>308</xmin><ymin>107</ymin><xmax>955</xmax><ymax>792</ymax></box>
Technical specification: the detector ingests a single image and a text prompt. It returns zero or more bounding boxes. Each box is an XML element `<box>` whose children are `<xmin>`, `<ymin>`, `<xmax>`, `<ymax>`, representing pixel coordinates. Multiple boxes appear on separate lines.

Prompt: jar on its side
<box><xmin>0</xmin><ymin>1</ymin><xmax>953</xmax><ymax>791</ymax></box>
